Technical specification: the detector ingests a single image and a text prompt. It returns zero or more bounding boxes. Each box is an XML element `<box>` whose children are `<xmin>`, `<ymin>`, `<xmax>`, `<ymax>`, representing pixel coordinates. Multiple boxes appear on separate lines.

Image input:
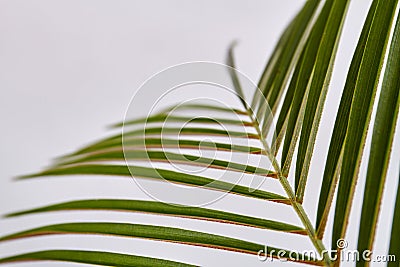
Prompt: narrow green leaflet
<box><xmin>0</xmin><ymin>250</ymin><xmax>195</xmax><ymax>267</ymax></box>
<box><xmin>115</xmin><ymin>102</ymin><xmax>248</xmax><ymax>129</ymax></box>
<box><xmin>332</xmin><ymin>0</ymin><xmax>399</xmax><ymax>253</ymax></box>
<box><xmin>78</xmin><ymin>128</ymin><xmax>257</xmax><ymax>152</ymax></box>
<box><xmin>226</xmin><ymin>42</ymin><xmax>248</xmax><ymax>109</ymax></box>
<box><xmin>315</xmin><ymin>0</ymin><xmax>379</xmax><ymax>237</ymax></box>
<box><xmin>57</xmin><ymin>150</ymin><xmax>275</xmax><ymax>177</ymax></box>
<box><xmin>295</xmin><ymin>0</ymin><xmax>349</xmax><ymax>202</ymax></box>
<box><xmin>282</xmin><ymin>0</ymin><xmax>336</xmax><ymax>175</ymax></box>
<box><xmin>71</xmin><ymin>127</ymin><xmax>259</xmax><ymax>159</ymax></box>
<box><xmin>260</xmin><ymin>0</ymin><xmax>321</xmax><ymax>136</ymax></box>
<box><xmin>272</xmin><ymin>49</ymin><xmax>306</xmax><ymax>152</ymax></box>
<box><xmin>356</xmin><ymin>13</ymin><xmax>400</xmax><ymax>263</ymax></box>
<box><xmin>19</xmin><ymin>164</ymin><xmax>289</xmax><ymax>204</ymax></box>
<box><xmin>5</xmin><ymin>199</ymin><xmax>305</xmax><ymax>234</ymax></box>
<box><xmin>160</xmin><ymin>103</ymin><xmax>247</xmax><ymax>115</ymax></box>
<box><xmin>253</xmin><ymin>0</ymin><xmax>320</xmax><ymax>122</ymax></box>
<box><xmin>251</xmin><ymin>10</ymin><xmax>293</xmax><ymax>112</ymax></box>
<box><xmin>114</xmin><ymin>114</ymin><xmax>252</xmax><ymax>128</ymax></box>
<box><xmin>122</xmin><ymin>127</ymin><xmax>259</xmax><ymax>139</ymax></box>
<box><xmin>0</xmin><ymin>222</ymin><xmax>309</xmax><ymax>260</ymax></box>
<box><xmin>65</xmin><ymin>137</ymin><xmax>263</xmax><ymax>158</ymax></box>
<box><xmin>0</xmin><ymin>250</ymin><xmax>319</xmax><ymax>267</ymax></box>
<box><xmin>388</xmin><ymin>173</ymin><xmax>400</xmax><ymax>267</ymax></box>
<box><xmin>5</xmin><ymin>0</ymin><xmax>400</xmax><ymax>265</ymax></box>
<box><xmin>280</xmin><ymin>41</ymin><xmax>310</xmax><ymax>173</ymax></box>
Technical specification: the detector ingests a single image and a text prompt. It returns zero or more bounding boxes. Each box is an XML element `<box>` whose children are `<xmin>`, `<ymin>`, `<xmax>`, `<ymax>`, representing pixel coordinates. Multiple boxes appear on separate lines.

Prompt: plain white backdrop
<box><xmin>0</xmin><ymin>0</ymin><xmax>399</xmax><ymax>266</ymax></box>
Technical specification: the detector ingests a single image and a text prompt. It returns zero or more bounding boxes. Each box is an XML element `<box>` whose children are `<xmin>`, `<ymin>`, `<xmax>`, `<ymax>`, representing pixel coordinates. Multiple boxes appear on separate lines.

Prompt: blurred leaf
<box><xmin>0</xmin><ymin>222</ymin><xmax>312</xmax><ymax>261</ymax></box>
<box><xmin>19</xmin><ymin>164</ymin><xmax>289</xmax><ymax>204</ymax></box>
<box><xmin>295</xmin><ymin>0</ymin><xmax>349</xmax><ymax>202</ymax></box>
<box><xmin>0</xmin><ymin>250</ymin><xmax>195</xmax><ymax>267</ymax></box>
<box><xmin>117</xmin><ymin>114</ymin><xmax>252</xmax><ymax>128</ymax></box>
<box><xmin>253</xmin><ymin>0</ymin><xmax>320</xmax><ymax>123</ymax></box>
<box><xmin>5</xmin><ymin>199</ymin><xmax>305</xmax><ymax>234</ymax></box>
<box><xmin>160</xmin><ymin>103</ymin><xmax>247</xmax><ymax>115</ymax></box>
<box><xmin>65</xmin><ymin>137</ymin><xmax>264</xmax><ymax>157</ymax></box>
<box><xmin>272</xmin><ymin>49</ymin><xmax>306</xmax><ymax>152</ymax></box>
<box><xmin>315</xmin><ymin>0</ymin><xmax>379</xmax><ymax>237</ymax></box>
<box><xmin>226</xmin><ymin>41</ymin><xmax>248</xmax><ymax>109</ymax></box>
<box><xmin>57</xmin><ymin>150</ymin><xmax>275</xmax><ymax>177</ymax></box>
<box><xmin>281</xmin><ymin>0</ymin><xmax>348</xmax><ymax>181</ymax></box>
<box><xmin>122</xmin><ymin>126</ymin><xmax>259</xmax><ymax>139</ymax></box>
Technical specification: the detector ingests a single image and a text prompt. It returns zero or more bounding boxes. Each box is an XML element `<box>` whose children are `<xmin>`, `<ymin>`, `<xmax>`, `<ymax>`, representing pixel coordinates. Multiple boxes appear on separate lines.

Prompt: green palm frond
<box><xmin>19</xmin><ymin>164</ymin><xmax>287</xmax><ymax>203</ymax></box>
<box><xmin>4</xmin><ymin>199</ymin><xmax>305</xmax><ymax>234</ymax></box>
<box><xmin>1</xmin><ymin>0</ymin><xmax>399</xmax><ymax>266</ymax></box>
<box><xmin>316</xmin><ymin>0</ymin><xmax>387</xmax><ymax>238</ymax></box>
<box><xmin>0</xmin><ymin>250</ymin><xmax>196</xmax><ymax>267</ymax></box>
<box><xmin>0</xmin><ymin>222</ymin><xmax>321</xmax><ymax>265</ymax></box>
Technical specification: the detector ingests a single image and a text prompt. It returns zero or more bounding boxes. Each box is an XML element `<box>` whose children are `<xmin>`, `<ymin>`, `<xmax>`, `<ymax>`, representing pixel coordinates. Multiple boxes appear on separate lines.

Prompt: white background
<box><xmin>0</xmin><ymin>0</ymin><xmax>399</xmax><ymax>266</ymax></box>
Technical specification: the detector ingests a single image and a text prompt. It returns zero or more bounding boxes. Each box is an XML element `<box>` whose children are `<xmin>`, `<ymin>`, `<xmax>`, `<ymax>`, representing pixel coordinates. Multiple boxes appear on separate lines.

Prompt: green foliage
<box><xmin>1</xmin><ymin>0</ymin><xmax>399</xmax><ymax>266</ymax></box>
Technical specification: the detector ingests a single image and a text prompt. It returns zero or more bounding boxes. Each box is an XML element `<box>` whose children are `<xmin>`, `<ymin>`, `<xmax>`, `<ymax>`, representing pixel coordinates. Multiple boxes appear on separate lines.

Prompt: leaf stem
<box><xmin>246</xmin><ymin>108</ymin><xmax>331</xmax><ymax>266</ymax></box>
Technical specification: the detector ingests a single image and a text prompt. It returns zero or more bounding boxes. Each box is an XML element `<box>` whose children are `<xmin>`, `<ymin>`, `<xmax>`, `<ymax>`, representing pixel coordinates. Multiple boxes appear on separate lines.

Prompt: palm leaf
<box><xmin>253</xmin><ymin>0</ymin><xmax>320</xmax><ymax>121</ymax></box>
<box><xmin>4</xmin><ymin>199</ymin><xmax>305</xmax><ymax>234</ymax></box>
<box><xmin>0</xmin><ymin>222</ymin><xmax>320</xmax><ymax>265</ymax></box>
<box><xmin>280</xmin><ymin>0</ymin><xmax>341</xmax><ymax>174</ymax></box>
<box><xmin>294</xmin><ymin>0</ymin><xmax>349</xmax><ymax>201</ymax></box>
<box><xmin>160</xmin><ymin>103</ymin><xmax>248</xmax><ymax>115</ymax></box>
<box><xmin>55</xmin><ymin>150</ymin><xmax>275</xmax><ymax>177</ymax></box>
<box><xmin>2</xmin><ymin>0</ymin><xmax>400</xmax><ymax>266</ymax></box>
<box><xmin>226</xmin><ymin>41</ymin><xmax>248</xmax><ymax>109</ymax></box>
<box><xmin>122</xmin><ymin>126</ymin><xmax>259</xmax><ymax>139</ymax></box>
<box><xmin>65</xmin><ymin>137</ymin><xmax>264</xmax><ymax>157</ymax></box>
<box><xmin>119</xmin><ymin>114</ymin><xmax>253</xmax><ymax>128</ymax></box>
<box><xmin>331</xmin><ymin>0</ymin><xmax>399</xmax><ymax>255</ymax></box>
<box><xmin>19</xmin><ymin>164</ymin><xmax>288</xmax><ymax>203</ymax></box>
<box><xmin>0</xmin><ymin>250</ymin><xmax>195</xmax><ymax>267</ymax></box>
<box><xmin>356</xmin><ymin>13</ymin><xmax>400</xmax><ymax>264</ymax></box>
<box><xmin>315</xmin><ymin>0</ymin><xmax>379</xmax><ymax>237</ymax></box>
<box><xmin>282</xmin><ymin>0</ymin><xmax>348</xmax><ymax>181</ymax></box>
<box><xmin>272</xmin><ymin>48</ymin><xmax>306</xmax><ymax>152</ymax></box>
<box><xmin>1</xmin><ymin>2</ymin><xmax>333</xmax><ymax>266</ymax></box>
